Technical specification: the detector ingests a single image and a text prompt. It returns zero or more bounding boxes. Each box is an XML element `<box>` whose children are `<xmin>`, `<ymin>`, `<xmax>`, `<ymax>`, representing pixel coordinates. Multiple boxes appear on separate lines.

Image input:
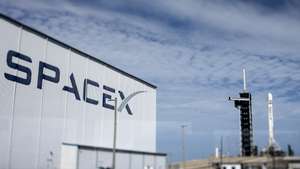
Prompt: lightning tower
<box><xmin>229</xmin><ymin>69</ymin><xmax>253</xmax><ymax>156</ymax></box>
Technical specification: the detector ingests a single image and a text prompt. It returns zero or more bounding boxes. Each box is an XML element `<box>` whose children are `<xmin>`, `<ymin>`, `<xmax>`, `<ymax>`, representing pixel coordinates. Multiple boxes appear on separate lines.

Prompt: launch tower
<box><xmin>229</xmin><ymin>69</ymin><xmax>253</xmax><ymax>156</ymax></box>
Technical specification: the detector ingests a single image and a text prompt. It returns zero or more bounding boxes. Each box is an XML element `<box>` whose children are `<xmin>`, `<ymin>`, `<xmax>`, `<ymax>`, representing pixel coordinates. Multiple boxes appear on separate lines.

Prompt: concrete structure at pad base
<box><xmin>169</xmin><ymin>156</ymin><xmax>300</xmax><ymax>169</ymax></box>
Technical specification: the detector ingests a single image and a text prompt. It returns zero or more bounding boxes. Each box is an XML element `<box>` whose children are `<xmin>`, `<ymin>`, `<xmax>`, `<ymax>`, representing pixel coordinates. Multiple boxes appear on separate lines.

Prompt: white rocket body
<box><xmin>267</xmin><ymin>92</ymin><xmax>281</xmax><ymax>151</ymax></box>
<box><xmin>268</xmin><ymin>93</ymin><xmax>275</xmax><ymax>146</ymax></box>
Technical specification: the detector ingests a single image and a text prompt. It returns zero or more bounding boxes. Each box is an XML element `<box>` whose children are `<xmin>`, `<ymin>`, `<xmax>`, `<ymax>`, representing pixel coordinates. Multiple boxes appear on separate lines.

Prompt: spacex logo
<box><xmin>3</xmin><ymin>50</ymin><xmax>146</xmax><ymax>115</ymax></box>
<box><xmin>116</xmin><ymin>91</ymin><xmax>145</xmax><ymax>114</ymax></box>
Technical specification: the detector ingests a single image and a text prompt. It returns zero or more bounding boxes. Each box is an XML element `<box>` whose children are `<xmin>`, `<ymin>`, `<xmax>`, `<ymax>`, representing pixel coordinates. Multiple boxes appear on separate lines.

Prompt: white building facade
<box><xmin>0</xmin><ymin>13</ymin><xmax>166</xmax><ymax>169</ymax></box>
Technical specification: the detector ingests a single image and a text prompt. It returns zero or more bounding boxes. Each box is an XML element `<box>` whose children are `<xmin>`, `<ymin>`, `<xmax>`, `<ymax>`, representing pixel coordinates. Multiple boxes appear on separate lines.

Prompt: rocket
<box><xmin>268</xmin><ymin>92</ymin><xmax>275</xmax><ymax>146</ymax></box>
<box><xmin>266</xmin><ymin>92</ymin><xmax>281</xmax><ymax>151</ymax></box>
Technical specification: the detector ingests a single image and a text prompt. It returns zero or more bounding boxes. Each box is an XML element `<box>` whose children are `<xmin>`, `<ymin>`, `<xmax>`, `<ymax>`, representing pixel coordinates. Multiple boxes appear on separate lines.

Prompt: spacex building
<box><xmin>0</xmin><ymin>13</ymin><xmax>166</xmax><ymax>169</ymax></box>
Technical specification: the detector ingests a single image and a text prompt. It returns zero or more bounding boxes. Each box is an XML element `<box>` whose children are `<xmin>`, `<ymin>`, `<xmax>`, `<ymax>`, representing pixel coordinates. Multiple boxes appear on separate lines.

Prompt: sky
<box><xmin>0</xmin><ymin>0</ymin><xmax>300</xmax><ymax>162</ymax></box>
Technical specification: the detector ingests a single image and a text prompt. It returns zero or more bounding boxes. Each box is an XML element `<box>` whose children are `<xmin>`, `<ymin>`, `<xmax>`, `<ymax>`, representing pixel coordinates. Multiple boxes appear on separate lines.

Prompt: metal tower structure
<box><xmin>229</xmin><ymin>69</ymin><xmax>253</xmax><ymax>156</ymax></box>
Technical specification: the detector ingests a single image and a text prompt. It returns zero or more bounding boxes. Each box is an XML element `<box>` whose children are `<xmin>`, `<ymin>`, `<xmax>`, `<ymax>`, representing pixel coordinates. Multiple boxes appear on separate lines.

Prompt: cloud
<box><xmin>0</xmin><ymin>0</ymin><xmax>300</xmax><ymax>161</ymax></box>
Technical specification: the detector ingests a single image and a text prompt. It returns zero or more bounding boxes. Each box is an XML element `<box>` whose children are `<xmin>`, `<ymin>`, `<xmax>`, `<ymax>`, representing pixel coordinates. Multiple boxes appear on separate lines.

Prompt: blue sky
<box><xmin>1</xmin><ymin>0</ymin><xmax>300</xmax><ymax>162</ymax></box>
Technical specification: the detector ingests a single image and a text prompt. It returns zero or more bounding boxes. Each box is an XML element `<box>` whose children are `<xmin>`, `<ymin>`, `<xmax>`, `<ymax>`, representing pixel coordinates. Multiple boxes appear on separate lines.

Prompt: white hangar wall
<box><xmin>0</xmin><ymin>15</ymin><xmax>157</xmax><ymax>169</ymax></box>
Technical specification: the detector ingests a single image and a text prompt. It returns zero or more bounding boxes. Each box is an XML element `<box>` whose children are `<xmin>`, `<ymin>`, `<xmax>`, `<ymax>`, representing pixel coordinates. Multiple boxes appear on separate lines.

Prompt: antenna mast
<box><xmin>243</xmin><ymin>68</ymin><xmax>246</xmax><ymax>91</ymax></box>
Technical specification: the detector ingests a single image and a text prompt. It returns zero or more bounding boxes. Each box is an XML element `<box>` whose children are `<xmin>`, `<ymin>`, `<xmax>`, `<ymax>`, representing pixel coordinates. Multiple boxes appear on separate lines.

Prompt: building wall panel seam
<box><xmin>35</xmin><ymin>38</ymin><xmax>48</xmax><ymax>169</ymax></box>
<box><xmin>7</xmin><ymin>26</ymin><xmax>23</xmax><ymax>169</ymax></box>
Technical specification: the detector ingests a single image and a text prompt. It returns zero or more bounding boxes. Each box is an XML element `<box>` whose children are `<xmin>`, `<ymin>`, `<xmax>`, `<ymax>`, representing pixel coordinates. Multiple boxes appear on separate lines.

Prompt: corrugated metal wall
<box><xmin>77</xmin><ymin>148</ymin><xmax>166</xmax><ymax>169</ymax></box>
<box><xmin>0</xmin><ymin>17</ymin><xmax>157</xmax><ymax>169</ymax></box>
